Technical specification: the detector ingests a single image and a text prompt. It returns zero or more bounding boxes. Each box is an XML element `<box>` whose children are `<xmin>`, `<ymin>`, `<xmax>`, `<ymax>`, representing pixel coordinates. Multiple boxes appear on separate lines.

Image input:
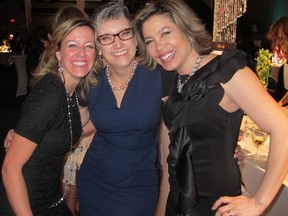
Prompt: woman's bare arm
<box><xmin>2</xmin><ymin>133</ymin><xmax>37</xmax><ymax>216</ymax></box>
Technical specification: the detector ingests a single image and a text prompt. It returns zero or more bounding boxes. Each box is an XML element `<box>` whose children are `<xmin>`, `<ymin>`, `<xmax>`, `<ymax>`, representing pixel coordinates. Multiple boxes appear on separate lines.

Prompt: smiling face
<box><xmin>142</xmin><ymin>14</ymin><xmax>195</xmax><ymax>75</ymax></box>
<box><xmin>56</xmin><ymin>25</ymin><xmax>96</xmax><ymax>85</ymax></box>
<box><xmin>97</xmin><ymin>16</ymin><xmax>137</xmax><ymax>72</ymax></box>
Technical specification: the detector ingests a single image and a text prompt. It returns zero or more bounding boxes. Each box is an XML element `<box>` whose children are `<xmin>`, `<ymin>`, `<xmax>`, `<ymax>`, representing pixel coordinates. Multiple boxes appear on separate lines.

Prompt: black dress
<box><xmin>0</xmin><ymin>74</ymin><xmax>81</xmax><ymax>216</ymax></box>
<box><xmin>164</xmin><ymin>50</ymin><xmax>252</xmax><ymax>216</ymax></box>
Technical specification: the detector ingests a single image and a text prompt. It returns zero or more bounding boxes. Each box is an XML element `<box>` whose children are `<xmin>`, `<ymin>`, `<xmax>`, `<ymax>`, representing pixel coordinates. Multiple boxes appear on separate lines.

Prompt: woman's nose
<box><xmin>155</xmin><ymin>39</ymin><xmax>165</xmax><ymax>51</ymax></box>
<box><xmin>77</xmin><ymin>47</ymin><xmax>86</xmax><ymax>56</ymax></box>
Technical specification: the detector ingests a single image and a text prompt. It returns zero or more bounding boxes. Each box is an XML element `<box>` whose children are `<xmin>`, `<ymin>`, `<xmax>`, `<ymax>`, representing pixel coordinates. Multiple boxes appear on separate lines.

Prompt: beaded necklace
<box><xmin>49</xmin><ymin>90</ymin><xmax>80</xmax><ymax>208</ymax></box>
<box><xmin>66</xmin><ymin>91</ymin><xmax>79</xmax><ymax>152</ymax></box>
<box><xmin>106</xmin><ymin>59</ymin><xmax>137</xmax><ymax>91</ymax></box>
<box><xmin>177</xmin><ymin>55</ymin><xmax>203</xmax><ymax>93</ymax></box>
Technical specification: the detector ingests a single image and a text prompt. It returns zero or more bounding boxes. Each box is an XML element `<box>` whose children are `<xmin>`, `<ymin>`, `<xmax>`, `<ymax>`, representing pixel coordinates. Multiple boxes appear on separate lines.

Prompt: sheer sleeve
<box><xmin>15</xmin><ymin>74</ymin><xmax>65</xmax><ymax>145</ymax></box>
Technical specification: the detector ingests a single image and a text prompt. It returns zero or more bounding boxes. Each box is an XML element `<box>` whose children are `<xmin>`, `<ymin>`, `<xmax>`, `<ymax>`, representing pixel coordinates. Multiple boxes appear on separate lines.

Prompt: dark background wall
<box><xmin>0</xmin><ymin>0</ymin><xmax>287</xmax><ymax>45</ymax></box>
<box><xmin>239</xmin><ymin>0</ymin><xmax>288</xmax><ymax>40</ymax></box>
<box><xmin>0</xmin><ymin>0</ymin><xmax>28</xmax><ymax>41</ymax></box>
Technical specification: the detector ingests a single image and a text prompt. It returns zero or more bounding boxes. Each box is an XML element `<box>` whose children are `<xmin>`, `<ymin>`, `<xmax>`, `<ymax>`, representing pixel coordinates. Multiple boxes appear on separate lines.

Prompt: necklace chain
<box><xmin>106</xmin><ymin>59</ymin><xmax>137</xmax><ymax>91</ymax></box>
<box><xmin>49</xmin><ymin>90</ymin><xmax>80</xmax><ymax>209</ymax></box>
<box><xmin>177</xmin><ymin>55</ymin><xmax>203</xmax><ymax>93</ymax></box>
<box><xmin>66</xmin><ymin>91</ymin><xmax>79</xmax><ymax>152</ymax></box>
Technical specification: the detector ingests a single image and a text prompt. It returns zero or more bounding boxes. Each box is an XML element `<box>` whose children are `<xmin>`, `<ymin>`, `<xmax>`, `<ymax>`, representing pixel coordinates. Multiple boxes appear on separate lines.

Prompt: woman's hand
<box><xmin>3</xmin><ymin>129</ymin><xmax>15</xmax><ymax>152</ymax></box>
<box><xmin>79</xmin><ymin>106</ymin><xmax>90</xmax><ymax>127</ymax></box>
<box><xmin>234</xmin><ymin>144</ymin><xmax>244</xmax><ymax>166</ymax></box>
<box><xmin>212</xmin><ymin>195</ymin><xmax>264</xmax><ymax>216</ymax></box>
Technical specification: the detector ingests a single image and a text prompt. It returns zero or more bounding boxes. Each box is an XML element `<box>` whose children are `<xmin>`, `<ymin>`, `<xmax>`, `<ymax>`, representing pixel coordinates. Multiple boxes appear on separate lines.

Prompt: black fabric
<box><xmin>0</xmin><ymin>74</ymin><xmax>81</xmax><ymax>216</ymax></box>
<box><xmin>164</xmin><ymin>50</ymin><xmax>248</xmax><ymax>215</ymax></box>
<box><xmin>161</xmin><ymin>65</ymin><xmax>176</xmax><ymax>98</ymax></box>
<box><xmin>272</xmin><ymin>64</ymin><xmax>287</xmax><ymax>102</ymax></box>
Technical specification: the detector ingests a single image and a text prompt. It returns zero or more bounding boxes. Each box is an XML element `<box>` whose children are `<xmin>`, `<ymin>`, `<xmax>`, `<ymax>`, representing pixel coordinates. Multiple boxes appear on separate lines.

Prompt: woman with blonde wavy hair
<box><xmin>1</xmin><ymin>18</ymin><xmax>97</xmax><ymax>216</ymax></box>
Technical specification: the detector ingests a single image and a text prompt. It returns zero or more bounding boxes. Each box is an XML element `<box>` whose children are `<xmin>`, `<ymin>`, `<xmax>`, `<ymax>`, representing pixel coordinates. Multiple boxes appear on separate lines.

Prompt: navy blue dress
<box><xmin>77</xmin><ymin>64</ymin><xmax>173</xmax><ymax>216</ymax></box>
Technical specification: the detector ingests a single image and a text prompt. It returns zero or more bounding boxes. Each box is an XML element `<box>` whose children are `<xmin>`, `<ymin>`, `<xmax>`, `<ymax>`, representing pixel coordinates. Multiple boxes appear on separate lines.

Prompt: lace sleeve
<box><xmin>15</xmin><ymin>75</ymin><xmax>65</xmax><ymax>145</ymax></box>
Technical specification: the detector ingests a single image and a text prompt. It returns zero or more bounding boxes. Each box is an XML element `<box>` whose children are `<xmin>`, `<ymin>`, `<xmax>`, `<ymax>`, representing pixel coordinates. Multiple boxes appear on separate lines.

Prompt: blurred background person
<box><xmin>25</xmin><ymin>25</ymin><xmax>51</xmax><ymax>80</ymax></box>
<box><xmin>267</xmin><ymin>16</ymin><xmax>288</xmax><ymax>104</ymax></box>
<box><xmin>9</xmin><ymin>32</ymin><xmax>25</xmax><ymax>54</ymax></box>
<box><xmin>267</xmin><ymin>16</ymin><xmax>288</xmax><ymax>64</ymax></box>
<box><xmin>0</xmin><ymin>38</ymin><xmax>11</xmax><ymax>52</ymax></box>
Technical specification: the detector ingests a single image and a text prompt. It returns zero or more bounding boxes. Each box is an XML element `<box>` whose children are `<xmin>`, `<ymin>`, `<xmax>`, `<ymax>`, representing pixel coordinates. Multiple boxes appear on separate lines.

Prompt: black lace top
<box><xmin>0</xmin><ymin>73</ymin><xmax>81</xmax><ymax>215</ymax></box>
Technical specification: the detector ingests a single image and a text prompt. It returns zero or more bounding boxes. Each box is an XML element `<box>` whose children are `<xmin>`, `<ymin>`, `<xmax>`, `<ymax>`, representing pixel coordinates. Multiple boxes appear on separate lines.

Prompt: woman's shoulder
<box><xmin>29</xmin><ymin>73</ymin><xmax>65</xmax><ymax>102</ymax></box>
<box><xmin>217</xmin><ymin>49</ymin><xmax>256</xmax><ymax>83</ymax></box>
<box><xmin>38</xmin><ymin>73</ymin><xmax>61</xmax><ymax>84</ymax></box>
<box><xmin>220</xmin><ymin>49</ymin><xmax>256</xmax><ymax>67</ymax></box>
<box><xmin>137</xmin><ymin>63</ymin><xmax>172</xmax><ymax>80</ymax></box>
<box><xmin>35</xmin><ymin>73</ymin><xmax>63</xmax><ymax>91</ymax></box>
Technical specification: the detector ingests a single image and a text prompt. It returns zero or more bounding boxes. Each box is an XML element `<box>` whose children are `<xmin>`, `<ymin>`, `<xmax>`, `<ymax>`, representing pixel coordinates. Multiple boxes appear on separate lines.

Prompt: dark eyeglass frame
<box><xmin>97</xmin><ymin>28</ymin><xmax>135</xmax><ymax>45</ymax></box>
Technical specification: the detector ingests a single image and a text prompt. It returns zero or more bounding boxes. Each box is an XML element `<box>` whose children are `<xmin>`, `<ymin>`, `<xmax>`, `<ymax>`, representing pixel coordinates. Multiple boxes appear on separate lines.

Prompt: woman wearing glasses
<box><xmin>76</xmin><ymin>3</ymin><xmax>174</xmax><ymax>215</ymax></box>
<box><xmin>76</xmin><ymin>3</ymin><xmax>244</xmax><ymax>215</ymax></box>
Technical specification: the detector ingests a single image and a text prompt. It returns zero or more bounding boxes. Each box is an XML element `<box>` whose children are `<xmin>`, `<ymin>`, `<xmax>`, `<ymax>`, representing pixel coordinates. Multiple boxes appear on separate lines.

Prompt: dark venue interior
<box><xmin>0</xmin><ymin>1</ymin><xmax>288</xmax><ymax>216</ymax></box>
<box><xmin>0</xmin><ymin>0</ymin><xmax>288</xmax><ymax>178</ymax></box>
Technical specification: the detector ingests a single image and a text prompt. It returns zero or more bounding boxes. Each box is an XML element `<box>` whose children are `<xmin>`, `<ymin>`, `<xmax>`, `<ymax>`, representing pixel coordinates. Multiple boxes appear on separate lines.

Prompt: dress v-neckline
<box><xmin>106</xmin><ymin>70</ymin><xmax>136</xmax><ymax>109</ymax></box>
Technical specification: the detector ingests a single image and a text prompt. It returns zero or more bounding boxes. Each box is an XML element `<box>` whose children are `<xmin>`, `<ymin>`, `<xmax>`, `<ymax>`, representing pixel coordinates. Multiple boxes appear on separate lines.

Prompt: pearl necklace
<box><xmin>106</xmin><ymin>59</ymin><xmax>137</xmax><ymax>91</ymax></box>
<box><xmin>177</xmin><ymin>55</ymin><xmax>203</xmax><ymax>93</ymax></box>
<box><xmin>49</xmin><ymin>90</ymin><xmax>80</xmax><ymax>209</ymax></box>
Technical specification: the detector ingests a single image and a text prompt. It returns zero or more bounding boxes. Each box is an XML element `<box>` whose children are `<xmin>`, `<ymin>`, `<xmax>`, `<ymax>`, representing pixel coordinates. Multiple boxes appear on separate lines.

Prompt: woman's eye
<box><xmin>101</xmin><ymin>36</ymin><xmax>111</xmax><ymax>41</ymax></box>
<box><xmin>162</xmin><ymin>31</ymin><xmax>170</xmax><ymax>36</ymax></box>
<box><xmin>145</xmin><ymin>40</ymin><xmax>153</xmax><ymax>46</ymax></box>
<box><xmin>68</xmin><ymin>43</ymin><xmax>77</xmax><ymax>48</ymax></box>
<box><xmin>86</xmin><ymin>44</ymin><xmax>95</xmax><ymax>49</ymax></box>
<box><xmin>122</xmin><ymin>30</ymin><xmax>130</xmax><ymax>36</ymax></box>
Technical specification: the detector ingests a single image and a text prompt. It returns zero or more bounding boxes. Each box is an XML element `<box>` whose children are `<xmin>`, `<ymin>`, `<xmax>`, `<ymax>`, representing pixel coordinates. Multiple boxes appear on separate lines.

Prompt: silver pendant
<box><xmin>177</xmin><ymin>80</ymin><xmax>184</xmax><ymax>93</ymax></box>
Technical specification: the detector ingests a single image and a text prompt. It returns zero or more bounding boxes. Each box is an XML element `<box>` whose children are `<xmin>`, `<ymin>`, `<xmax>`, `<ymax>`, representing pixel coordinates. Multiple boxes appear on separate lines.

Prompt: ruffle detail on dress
<box><xmin>169</xmin><ymin>127</ymin><xmax>199</xmax><ymax>214</ymax></box>
<box><xmin>180</xmin><ymin>78</ymin><xmax>209</xmax><ymax>102</ymax></box>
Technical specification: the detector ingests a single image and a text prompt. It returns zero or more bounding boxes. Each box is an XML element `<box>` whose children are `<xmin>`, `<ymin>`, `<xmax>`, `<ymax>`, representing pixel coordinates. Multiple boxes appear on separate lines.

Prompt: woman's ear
<box><xmin>55</xmin><ymin>51</ymin><xmax>61</xmax><ymax>61</ymax></box>
<box><xmin>134</xmin><ymin>37</ymin><xmax>138</xmax><ymax>48</ymax></box>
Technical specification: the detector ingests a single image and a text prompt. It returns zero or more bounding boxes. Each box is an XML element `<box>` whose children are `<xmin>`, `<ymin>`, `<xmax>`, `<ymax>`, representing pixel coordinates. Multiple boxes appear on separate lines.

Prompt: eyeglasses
<box><xmin>97</xmin><ymin>28</ymin><xmax>135</xmax><ymax>45</ymax></box>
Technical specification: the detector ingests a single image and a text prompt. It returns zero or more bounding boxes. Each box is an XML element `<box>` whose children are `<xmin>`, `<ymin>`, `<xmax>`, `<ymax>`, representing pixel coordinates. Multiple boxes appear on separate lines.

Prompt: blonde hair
<box><xmin>31</xmin><ymin>18</ymin><xmax>98</xmax><ymax>101</ymax></box>
<box><xmin>133</xmin><ymin>0</ymin><xmax>212</xmax><ymax>69</ymax></box>
<box><xmin>51</xmin><ymin>6</ymin><xmax>88</xmax><ymax>31</ymax></box>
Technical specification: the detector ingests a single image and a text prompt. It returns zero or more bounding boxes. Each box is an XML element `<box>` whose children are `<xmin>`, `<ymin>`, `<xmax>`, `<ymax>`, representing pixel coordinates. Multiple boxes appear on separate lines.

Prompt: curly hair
<box><xmin>133</xmin><ymin>0</ymin><xmax>212</xmax><ymax>70</ymax></box>
<box><xmin>267</xmin><ymin>16</ymin><xmax>288</xmax><ymax>60</ymax></box>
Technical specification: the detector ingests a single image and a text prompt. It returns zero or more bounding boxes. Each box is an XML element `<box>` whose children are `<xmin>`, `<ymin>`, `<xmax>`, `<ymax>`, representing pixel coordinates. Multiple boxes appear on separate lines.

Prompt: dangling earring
<box><xmin>58</xmin><ymin>61</ymin><xmax>65</xmax><ymax>83</ymax></box>
<box><xmin>98</xmin><ymin>55</ymin><xmax>103</xmax><ymax>67</ymax></box>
